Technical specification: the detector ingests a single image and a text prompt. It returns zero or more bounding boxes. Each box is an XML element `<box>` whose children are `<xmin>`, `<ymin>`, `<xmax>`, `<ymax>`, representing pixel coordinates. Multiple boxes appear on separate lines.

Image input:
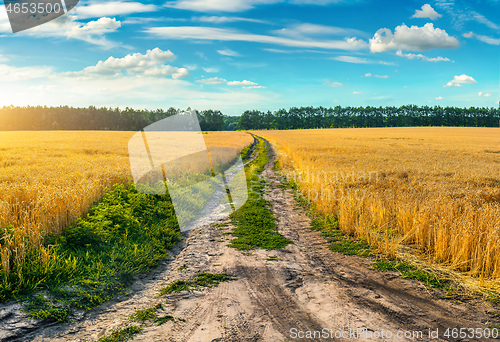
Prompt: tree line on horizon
<box><xmin>0</xmin><ymin>104</ymin><xmax>499</xmax><ymax>131</ymax></box>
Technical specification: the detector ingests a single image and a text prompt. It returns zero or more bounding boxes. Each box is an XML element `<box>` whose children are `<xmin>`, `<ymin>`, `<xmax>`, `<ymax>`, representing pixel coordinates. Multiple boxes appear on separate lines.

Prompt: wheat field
<box><xmin>258</xmin><ymin>127</ymin><xmax>500</xmax><ymax>281</ymax></box>
<box><xmin>0</xmin><ymin>131</ymin><xmax>253</xmax><ymax>275</ymax></box>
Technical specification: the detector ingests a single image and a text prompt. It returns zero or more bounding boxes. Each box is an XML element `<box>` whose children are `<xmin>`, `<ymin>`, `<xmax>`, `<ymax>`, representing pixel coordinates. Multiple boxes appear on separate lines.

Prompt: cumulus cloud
<box><xmin>0</xmin><ymin>13</ymin><xmax>123</xmax><ymax>48</ymax></box>
<box><xmin>396</xmin><ymin>50</ymin><xmax>452</xmax><ymax>62</ymax></box>
<box><xmin>62</xmin><ymin>48</ymin><xmax>190</xmax><ymax>79</ymax></box>
<box><xmin>435</xmin><ymin>96</ymin><xmax>443</xmax><ymax>100</ymax></box>
<box><xmin>325</xmin><ymin>81</ymin><xmax>343</xmax><ymax>87</ymax></box>
<box><xmin>196</xmin><ymin>77</ymin><xmax>227</xmax><ymax>84</ymax></box>
<box><xmin>479</xmin><ymin>92</ymin><xmax>492</xmax><ymax>97</ymax></box>
<box><xmin>203</xmin><ymin>67</ymin><xmax>219</xmax><ymax>73</ymax></box>
<box><xmin>65</xmin><ymin>17</ymin><xmax>121</xmax><ymax>46</ymax></box>
<box><xmin>228</xmin><ymin>80</ymin><xmax>258</xmax><ymax>86</ymax></box>
<box><xmin>443</xmin><ymin>74</ymin><xmax>476</xmax><ymax>87</ymax></box>
<box><xmin>353</xmin><ymin>91</ymin><xmax>361</xmax><ymax>94</ymax></box>
<box><xmin>412</xmin><ymin>4</ymin><xmax>442</xmax><ymax>20</ymax></box>
<box><xmin>364</xmin><ymin>73</ymin><xmax>372</xmax><ymax>77</ymax></box>
<box><xmin>146</xmin><ymin>27</ymin><xmax>368</xmax><ymax>50</ymax></box>
<box><xmin>370</xmin><ymin>23</ymin><xmax>459</xmax><ymax>53</ymax></box>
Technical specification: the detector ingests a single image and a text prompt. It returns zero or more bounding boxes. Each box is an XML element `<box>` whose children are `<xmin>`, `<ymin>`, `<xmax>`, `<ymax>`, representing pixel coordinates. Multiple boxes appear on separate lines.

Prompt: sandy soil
<box><xmin>1</xmin><ymin>137</ymin><xmax>499</xmax><ymax>342</ymax></box>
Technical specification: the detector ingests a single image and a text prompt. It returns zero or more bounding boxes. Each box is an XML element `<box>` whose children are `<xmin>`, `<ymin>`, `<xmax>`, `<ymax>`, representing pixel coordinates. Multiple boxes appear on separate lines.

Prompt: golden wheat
<box><xmin>0</xmin><ymin>130</ymin><xmax>253</xmax><ymax>275</ymax></box>
<box><xmin>258</xmin><ymin>127</ymin><xmax>500</xmax><ymax>281</ymax></box>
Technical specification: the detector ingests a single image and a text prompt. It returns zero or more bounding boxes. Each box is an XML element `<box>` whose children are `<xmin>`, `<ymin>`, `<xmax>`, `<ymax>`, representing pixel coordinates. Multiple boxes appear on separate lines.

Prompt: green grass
<box><xmin>0</xmin><ymin>183</ymin><xmax>181</xmax><ymax>321</ymax></box>
<box><xmin>158</xmin><ymin>273</ymin><xmax>234</xmax><ymax>296</ymax></box>
<box><xmin>330</xmin><ymin>239</ymin><xmax>372</xmax><ymax>257</ymax></box>
<box><xmin>372</xmin><ymin>260</ymin><xmax>450</xmax><ymax>291</ymax></box>
<box><xmin>92</xmin><ymin>326</ymin><xmax>143</xmax><ymax>342</ymax></box>
<box><xmin>129</xmin><ymin>303</ymin><xmax>164</xmax><ymax>323</ymax></box>
<box><xmin>266</xmin><ymin>257</ymin><xmax>282</xmax><ymax>261</ymax></box>
<box><xmin>240</xmin><ymin>143</ymin><xmax>254</xmax><ymax>161</ymax></box>
<box><xmin>128</xmin><ymin>303</ymin><xmax>184</xmax><ymax>326</ymax></box>
<box><xmin>228</xmin><ymin>136</ymin><xmax>292</xmax><ymax>251</ymax></box>
<box><xmin>155</xmin><ymin>315</ymin><xmax>175</xmax><ymax>325</ymax></box>
<box><xmin>272</xmin><ymin>160</ymin><xmax>280</xmax><ymax>171</ymax></box>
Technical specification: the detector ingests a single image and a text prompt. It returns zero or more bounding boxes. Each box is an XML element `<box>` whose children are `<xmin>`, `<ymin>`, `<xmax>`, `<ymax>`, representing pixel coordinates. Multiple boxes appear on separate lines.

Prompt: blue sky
<box><xmin>0</xmin><ymin>0</ymin><xmax>498</xmax><ymax>115</ymax></box>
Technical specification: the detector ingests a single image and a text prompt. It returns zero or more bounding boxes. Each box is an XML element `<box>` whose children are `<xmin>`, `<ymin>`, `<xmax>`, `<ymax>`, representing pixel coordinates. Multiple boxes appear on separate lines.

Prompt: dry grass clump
<box><xmin>0</xmin><ymin>130</ymin><xmax>252</xmax><ymax>276</ymax></box>
<box><xmin>258</xmin><ymin>127</ymin><xmax>500</xmax><ymax>283</ymax></box>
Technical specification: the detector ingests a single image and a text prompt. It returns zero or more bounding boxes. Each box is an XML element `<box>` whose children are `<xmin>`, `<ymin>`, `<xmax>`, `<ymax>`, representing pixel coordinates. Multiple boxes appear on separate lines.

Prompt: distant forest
<box><xmin>1</xmin><ymin>105</ymin><xmax>499</xmax><ymax>131</ymax></box>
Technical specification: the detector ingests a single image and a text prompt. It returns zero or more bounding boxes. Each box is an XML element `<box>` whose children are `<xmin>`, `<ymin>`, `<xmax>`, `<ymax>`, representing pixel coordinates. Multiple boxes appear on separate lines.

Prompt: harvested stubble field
<box><xmin>258</xmin><ymin>127</ymin><xmax>500</xmax><ymax>288</ymax></box>
<box><xmin>0</xmin><ymin>131</ymin><xmax>253</xmax><ymax>283</ymax></box>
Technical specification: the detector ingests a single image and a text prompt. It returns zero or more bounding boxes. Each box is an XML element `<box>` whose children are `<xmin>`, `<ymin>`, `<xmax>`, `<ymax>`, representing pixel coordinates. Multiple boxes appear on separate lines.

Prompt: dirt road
<box><xmin>2</xmin><ymin>138</ymin><xmax>498</xmax><ymax>342</ymax></box>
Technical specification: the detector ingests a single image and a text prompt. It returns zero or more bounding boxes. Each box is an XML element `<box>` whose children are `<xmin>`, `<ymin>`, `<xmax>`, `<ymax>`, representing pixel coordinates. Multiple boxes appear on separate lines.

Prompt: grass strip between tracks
<box><xmin>228</xmin><ymin>135</ymin><xmax>292</xmax><ymax>251</ymax></box>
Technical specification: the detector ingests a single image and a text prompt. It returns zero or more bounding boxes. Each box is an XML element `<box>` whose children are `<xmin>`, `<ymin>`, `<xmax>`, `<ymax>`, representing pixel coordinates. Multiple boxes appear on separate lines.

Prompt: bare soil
<box><xmin>1</xmin><ymin>139</ymin><xmax>498</xmax><ymax>342</ymax></box>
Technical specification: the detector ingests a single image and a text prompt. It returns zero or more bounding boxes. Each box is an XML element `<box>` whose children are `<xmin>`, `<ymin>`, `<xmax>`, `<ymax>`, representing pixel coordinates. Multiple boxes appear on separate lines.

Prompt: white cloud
<box><xmin>165</xmin><ymin>0</ymin><xmax>282</xmax><ymax>12</ymax></box>
<box><xmin>262</xmin><ymin>48</ymin><xmax>329</xmax><ymax>54</ymax></box>
<box><xmin>396</xmin><ymin>50</ymin><xmax>452</xmax><ymax>62</ymax></box>
<box><xmin>0</xmin><ymin>64</ymin><xmax>53</xmax><ymax>80</ymax></box>
<box><xmin>228</xmin><ymin>80</ymin><xmax>258</xmax><ymax>86</ymax></box>
<box><xmin>435</xmin><ymin>1</ymin><xmax>498</xmax><ymax>31</ymax></box>
<box><xmin>333</xmin><ymin>56</ymin><xmax>371</xmax><ymax>64</ymax></box>
<box><xmin>165</xmin><ymin>0</ymin><xmax>350</xmax><ymax>12</ymax></box>
<box><xmin>370</xmin><ymin>23</ymin><xmax>459</xmax><ymax>53</ymax></box>
<box><xmin>203</xmin><ymin>67</ymin><xmax>219</xmax><ymax>73</ymax></box>
<box><xmin>272</xmin><ymin>23</ymin><xmax>366</xmax><ymax>39</ymax></box>
<box><xmin>217</xmin><ymin>49</ymin><xmax>241</xmax><ymax>56</ymax></box>
<box><xmin>479</xmin><ymin>92</ymin><xmax>492</xmax><ymax>97</ymax></box>
<box><xmin>332</xmin><ymin>56</ymin><xmax>391</xmax><ymax>65</ymax></box>
<box><xmin>471</xmin><ymin>13</ymin><xmax>499</xmax><ymax>30</ymax></box>
<box><xmin>478</xmin><ymin>92</ymin><xmax>483</xmax><ymax>97</ymax></box>
<box><xmin>195</xmin><ymin>16</ymin><xmax>267</xmax><ymax>24</ymax></box>
<box><xmin>374</xmin><ymin>75</ymin><xmax>388</xmax><ymax>78</ymax></box>
<box><xmin>1</xmin><ymin>14</ymin><xmax>123</xmax><ymax>48</ymax></box>
<box><xmin>443</xmin><ymin>74</ymin><xmax>476</xmax><ymax>87</ymax></box>
<box><xmin>364</xmin><ymin>73</ymin><xmax>372</xmax><ymax>77</ymax></box>
<box><xmin>484</xmin><ymin>93</ymin><xmax>492</xmax><ymax>97</ymax></box>
<box><xmin>353</xmin><ymin>91</ymin><xmax>361</xmax><ymax>94</ymax></box>
<box><xmin>325</xmin><ymin>81</ymin><xmax>343</xmax><ymax>87</ymax></box>
<box><xmin>463</xmin><ymin>32</ymin><xmax>500</xmax><ymax>45</ymax></box>
<box><xmin>62</xmin><ymin>48</ymin><xmax>190</xmax><ymax>79</ymax></box>
<box><xmin>184</xmin><ymin>64</ymin><xmax>198</xmax><ymax>70</ymax></box>
<box><xmin>66</xmin><ymin>17</ymin><xmax>121</xmax><ymax>47</ymax></box>
<box><xmin>74</xmin><ymin>2</ymin><xmax>157</xmax><ymax>19</ymax></box>
<box><xmin>143</xmin><ymin>66</ymin><xmax>191</xmax><ymax>78</ymax></box>
<box><xmin>412</xmin><ymin>4</ymin><xmax>442</xmax><ymax>20</ymax></box>
<box><xmin>243</xmin><ymin>85</ymin><xmax>265</xmax><ymax>89</ymax></box>
<box><xmin>146</xmin><ymin>27</ymin><xmax>368</xmax><ymax>50</ymax></box>
<box><xmin>435</xmin><ymin>96</ymin><xmax>443</xmax><ymax>100</ymax></box>
<box><xmin>196</xmin><ymin>77</ymin><xmax>227</xmax><ymax>84</ymax></box>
